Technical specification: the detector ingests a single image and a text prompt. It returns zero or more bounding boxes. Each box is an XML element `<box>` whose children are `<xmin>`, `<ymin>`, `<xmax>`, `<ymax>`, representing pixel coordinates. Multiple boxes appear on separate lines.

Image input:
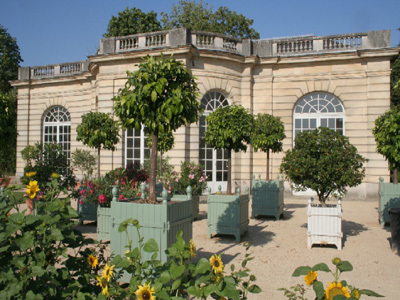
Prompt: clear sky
<box><xmin>1</xmin><ymin>0</ymin><xmax>399</xmax><ymax>67</ymax></box>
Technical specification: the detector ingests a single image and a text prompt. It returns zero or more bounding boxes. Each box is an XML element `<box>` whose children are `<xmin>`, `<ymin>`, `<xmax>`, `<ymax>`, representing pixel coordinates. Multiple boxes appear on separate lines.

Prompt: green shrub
<box><xmin>280</xmin><ymin>127</ymin><xmax>367</xmax><ymax>203</ymax></box>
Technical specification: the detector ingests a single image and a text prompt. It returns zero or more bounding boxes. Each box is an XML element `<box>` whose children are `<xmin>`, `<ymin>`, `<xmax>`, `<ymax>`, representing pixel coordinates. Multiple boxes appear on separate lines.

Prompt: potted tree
<box><xmin>372</xmin><ymin>107</ymin><xmax>400</xmax><ymax>227</ymax></box>
<box><xmin>250</xmin><ymin>113</ymin><xmax>286</xmax><ymax>220</ymax></box>
<box><xmin>112</xmin><ymin>54</ymin><xmax>200</xmax><ymax>261</ymax></box>
<box><xmin>280</xmin><ymin>127</ymin><xmax>367</xmax><ymax>249</ymax></box>
<box><xmin>203</xmin><ymin>104</ymin><xmax>253</xmax><ymax>241</ymax></box>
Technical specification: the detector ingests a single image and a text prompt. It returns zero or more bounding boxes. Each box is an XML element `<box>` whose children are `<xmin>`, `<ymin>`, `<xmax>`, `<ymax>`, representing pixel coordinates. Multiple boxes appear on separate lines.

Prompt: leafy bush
<box><xmin>280</xmin><ymin>258</ymin><xmax>383</xmax><ymax>299</ymax></box>
<box><xmin>20</xmin><ymin>142</ymin><xmax>76</xmax><ymax>194</ymax></box>
<box><xmin>71</xmin><ymin>148</ymin><xmax>97</xmax><ymax>180</ymax></box>
<box><xmin>93</xmin><ymin>220</ymin><xmax>261</xmax><ymax>299</ymax></box>
<box><xmin>164</xmin><ymin>161</ymin><xmax>208</xmax><ymax>195</ymax></box>
<box><xmin>280</xmin><ymin>127</ymin><xmax>367</xmax><ymax>203</ymax></box>
<box><xmin>0</xmin><ymin>181</ymin><xmax>104</xmax><ymax>299</ymax></box>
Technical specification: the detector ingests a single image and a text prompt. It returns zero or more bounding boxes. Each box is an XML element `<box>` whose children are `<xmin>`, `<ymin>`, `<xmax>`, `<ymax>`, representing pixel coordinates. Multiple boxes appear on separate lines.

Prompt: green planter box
<box><xmin>77</xmin><ymin>202</ymin><xmax>97</xmax><ymax>225</ymax></box>
<box><xmin>172</xmin><ymin>194</ymin><xmax>200</xmax><ymax>220</ymax></box>
<box><xmin>251</xmin><ymin>175</ymin><xmax>284</xmax><ymax>220</ymax></box>
<box><xmin>110</xmin><ymin>197</ymin><xmax>193</xmax><ymax>265</ymax></box>
<box><xmin>97</xmin><ymin>206</ymin><xmax>111</xmax><ymax>241</ymax></box>
<box><xmin>207</xmin><ymin>187</ymin><xmax>249</xmax><ymax>242</ymax></box>
<box><xmin>378</xmin><ymin>177</ymin><xmax>400</xmax><ymax>227</ymax></box>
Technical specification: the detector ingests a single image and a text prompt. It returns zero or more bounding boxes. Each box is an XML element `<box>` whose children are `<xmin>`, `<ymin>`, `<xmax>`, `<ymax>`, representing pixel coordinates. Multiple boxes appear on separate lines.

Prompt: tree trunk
<box><xmin>394</xmin><ymin>168</ymin><xmax>398</xmax><ymax>184</ymax></box>
<box><xmin>97</xmin><ymin>148</ymin><xmax>101</xmax><ymax>178</ymax></box>
<box><xmin>227</xmin><ymin>151</ymin><xmax>232</xmax><ymax>195</ymax></box>
<box><xmin>266</xmin><ymin>150</ymin><xmax>270</xmax><ymax>181</ymax></box>
<box><xmin>160</xmin><ymin>150</ymin><xmax>163</xmax><ymax>179</ymax></box>
<box><xmin>149</xmin><ymin>133</ymin><xmax>158</xmax><ymax>202</ymax></box>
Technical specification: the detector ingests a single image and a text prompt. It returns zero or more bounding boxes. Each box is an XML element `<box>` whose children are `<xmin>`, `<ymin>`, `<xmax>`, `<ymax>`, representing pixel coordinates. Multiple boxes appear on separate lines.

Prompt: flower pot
<box><xmin>307</xmin><ymin>198</ymin><xmax>343</xmax><ymax>250</ymax></box>
<box><xmin>77</xmin><ymin>202</ymin><xmax>98</xmax><ymax>225</ymax></box>
<box><xmin>207</xmin><ymin>187</ymin><xmax>249</xmax><ymax>242</ymax></box>
<box><xmin>251</xmin><ymin>174</ymin><xmax>284</xmax><ymax>220</ymax></box>
<box><xmin>172</xmin><ymin>186</ymin><xmax>200</xmax><ymax>220</ymax></box>
<box><xmin>0</xmin><ymin>177</ymin><xmax>11</xmax><ymax>188</ymax></box>
<box><xmin>378</xmin><ymin>177</ymin><xmax>400</xmax><ymax>227</ymax></box>
<box><xmin>97</xmin><ymin>206</ymin><xmax>111</xmax><ymax>241</ymax></box>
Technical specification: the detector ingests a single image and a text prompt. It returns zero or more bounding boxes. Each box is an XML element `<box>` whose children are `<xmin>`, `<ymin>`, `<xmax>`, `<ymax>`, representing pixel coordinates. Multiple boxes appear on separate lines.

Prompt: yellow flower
<box><xmin>209</xmin><ymin>254</ymin><xmax>224</xmax><ymax>274</ymax></box>
<box><xmin>332</xmin><ymin>257</ymin><xmax>342</xmax><ymax>265</ymax></box>
<box><xmin>88</xmin><ymin>254</ymin><xmax>98</xmax><ymax>268</ymax></box>
<box><xmin>189</xmin><ymin>239</ymin><xmax>196</xmax><ymax>258</ymax></box>
<box><xmin>96</xmin><ymin>276</ymin><xmax>109</xmax><ymax>297</ymax></box>
<box><xmin>51</xmin><ymin>172</ymin><xmax>60</xmax><ymax>179</ymax></box>
<box><xmin>351</xmin><ymin>288</ymin><xmax>360</xmax><ymax>299</ymax></box>
<box><xmin>26</xmin><ymin>180</ymin><xmax>40</xmax><ymax>199</ymax></box>
<box><xmin>135</xmin><ymin>283</ymin><xmax>156</xmax><ymax>300</ymax></box>
<box><xmin>25</xmin><ymin>171</ymin><xmax>37</xmax><ymax>178</ymax></box>
<box><xmin>102</xmin><ymin>264</ymin><xmax>115</xmax><ymax>282</ymax></box>
<box><xmin>304</xmin><ymin>270</ymin><xmax>318</xmax><ymax>286</ymax></box>
<box><xmin>325</xmin><ymin>281</ymin><xmax>351</xmax><ymax>299</ymax></box>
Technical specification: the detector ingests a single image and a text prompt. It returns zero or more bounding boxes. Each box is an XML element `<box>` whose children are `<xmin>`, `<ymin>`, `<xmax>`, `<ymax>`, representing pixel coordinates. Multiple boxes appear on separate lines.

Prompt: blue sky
<box><xmin>1</xmin><ymin>0</ymin><xmax>399</xmax><ymax>67</ymax></box>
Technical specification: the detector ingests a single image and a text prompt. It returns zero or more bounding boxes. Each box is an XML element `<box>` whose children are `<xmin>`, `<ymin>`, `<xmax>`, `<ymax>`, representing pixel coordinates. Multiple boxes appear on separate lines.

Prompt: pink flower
<box><xmin>175</xmin><ymin>178</ymin><xmax>179</xmax><ymax>182</ymax></box>
<box><xmin>90</xmin><ymin>189</ymin><xmax>94</xmax><ymax>195</ymax></box>
<box><xmin>118</xmin><ymin>194</ymin><xmax>126</xmax><ymax>201</ymax></box>
<box><xmin>189</xmin><ymin>174</ymin><xmax>195</xmax><ymax>180</ymax></box>
<box><xmin>98</xmin><ymin>194</ymin><xmax>106</xmax><ymax>204</ymax></box>
<box><xmin>138</xmin><ymin>192</ymin><xmax>141</xmax><ymax>197</ymax></box>
<box><xmin>79</xmin><ymin>200</ymin><xmax>84</xmax><ymax>205</ymax></box>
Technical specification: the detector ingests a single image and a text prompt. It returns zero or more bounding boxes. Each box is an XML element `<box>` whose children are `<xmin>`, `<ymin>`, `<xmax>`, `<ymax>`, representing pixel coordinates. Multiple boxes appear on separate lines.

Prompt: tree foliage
<box><xmin>204</xmin><ymin>104</ymin><xmax>254</xmax><ymax>193</ymax></box>
<box><xmin>250</xmin><ymin>113</ymin><xmax>286</xmax><ymax>180</ymax></box>
<box><xmin>161</xmin><ymin>0</ymin><xmax>260</xmax><ymax>39</ymax></box>
<box><xmin>113</xmin><ymin>55</ymin><xmax>200</xmax><ymax>201</ymax></box>
<box><xmin>372</xmin><ymin>107</ymin><xmax>400</xmax><ymax>183</ymax></box>
<box><xmin>103</xmin><ymin>7</ymin><xmax>161</xmax><ymax>37</ymax></box>
<box><xmin>76</xmin><ymin>112</ymin><xmax>120</xmax><ymax>176</ymax></box>
<box><xmin>280</xmin><ymin>127</ymin><xmax>367</xmax><ymax>203</ymax></box>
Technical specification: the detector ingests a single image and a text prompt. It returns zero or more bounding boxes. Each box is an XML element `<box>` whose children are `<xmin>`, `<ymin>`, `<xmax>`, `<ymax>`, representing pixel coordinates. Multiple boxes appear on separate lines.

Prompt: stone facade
<box><xmin>12</xmin><ymin>28</ymin><xmax>399</xmax><ymax>199</ymax></box>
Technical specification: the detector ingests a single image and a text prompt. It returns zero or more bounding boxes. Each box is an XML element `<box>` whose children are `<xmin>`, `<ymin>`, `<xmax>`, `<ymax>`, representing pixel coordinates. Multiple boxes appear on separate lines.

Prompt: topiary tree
<box><xmin>280</xmin><ymin>127</ymin><xmax>367</xmax><ymax>204</ymax></box>
<box><xmin>203</xmin><ymin>104</ymin><xmax>254</xmax><ymax>194</ymax></box>
<box><xmin>372</xmin><ymin>107</ymin><xmax>400</xmax><ymax>184</ymax></box>
<box><xmin>76</xmin><ymin>112</ymin><xmax>120</xmax><ymax>177</ymax></box>
<box><xmin>113</xmin><ymin>55</ymin><xmax>200</xmax><ymax>202</ymax></box>
<box><xmin>250</xmin><ymin>113</ymin><xmax>286</xmax><ymax>180</ymax></box>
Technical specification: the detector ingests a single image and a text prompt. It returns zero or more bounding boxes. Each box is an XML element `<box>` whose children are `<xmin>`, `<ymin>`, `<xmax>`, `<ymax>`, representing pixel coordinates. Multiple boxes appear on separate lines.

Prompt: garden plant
<box><xmin>203</xmin><ymin>104</ymin><xmax>254</xmax><ymax>194</ymax></box>
<box><xmin>71</xmin><ymin>148</ymin><xmax>97</xmax><ymax>181</ymax></box>
<box><xmin>280</xmin><ymin>258</ymin><xmax>383</xmax><ymax>299</ymax></box>
<box><xmin>280</xmin><ymin>127</ymin><xmax>367</xmax><ymax>204</ymax></box>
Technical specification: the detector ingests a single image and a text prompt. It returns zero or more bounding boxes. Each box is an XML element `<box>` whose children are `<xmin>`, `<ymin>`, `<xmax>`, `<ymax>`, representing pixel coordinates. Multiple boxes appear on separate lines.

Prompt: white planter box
<box><xmin>307</xmin><ymin>198</ymin><xmax>343</xmax><ymax>250</ymax></box>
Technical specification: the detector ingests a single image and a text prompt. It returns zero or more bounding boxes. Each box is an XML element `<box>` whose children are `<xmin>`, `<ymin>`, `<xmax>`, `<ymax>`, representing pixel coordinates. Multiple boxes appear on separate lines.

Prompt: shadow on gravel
<box><xmin>196</xmin><ymin>244</ymin><xmax>240</xmax><ymax>264</ymax></box>
<box><xmin>74</xmin><ymin>221</ymin><xmax>97</xmax><ymax>234</ymax></box>
<box><xmin>342</xmin><ymin>220</ymin><xmax>368</xmax><ymax>246</ymax></box>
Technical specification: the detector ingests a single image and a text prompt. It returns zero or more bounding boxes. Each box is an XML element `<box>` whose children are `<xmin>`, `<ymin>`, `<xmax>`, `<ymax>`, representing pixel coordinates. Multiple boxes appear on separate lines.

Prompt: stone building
<box><xmin>12</xmin><ymin>28</ymin><xmax>399</xmax><ymax>199</ymax></box>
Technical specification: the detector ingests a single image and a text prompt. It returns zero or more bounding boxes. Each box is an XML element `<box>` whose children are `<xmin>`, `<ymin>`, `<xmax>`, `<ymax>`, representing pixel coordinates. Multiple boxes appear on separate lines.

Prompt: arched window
<box><xmin>199</xmin><ymin>91</ymin><xmax>230</xmax><ymax>191</ymax></box>
<box><xmin>293</xmin><ymin>92</ymin><xmax>345</xmax><ymax>140</ymax></box>
<box><xmin>43</xmin><ymin>106</ymin><xmax>71</xmax><ymax>160</ymax></box>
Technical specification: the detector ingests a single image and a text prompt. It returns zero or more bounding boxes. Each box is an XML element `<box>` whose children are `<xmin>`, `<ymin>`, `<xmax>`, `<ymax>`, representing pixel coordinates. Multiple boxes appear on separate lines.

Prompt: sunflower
<box><xmin>209</xmin><ymin>254</ymin><xmax>224</xmax><ymax>274</ymax></box>
<box><xmin>26</xmin><ymin>181</ymin><xmax>40</xmax><ymax>199</ymax></box>
<box><xmin>51</xmin><ymin>172</ymin><xmax>60</xmax><ymax>179</ymax></box>
<box><xmin>25</xmin><ymin>171</ymin><xmax>37</xmax><ymax>178</ymax></box>
<box><xmin>351</xmin><ymin>288</ymin><xmax>360</xmax><ymax>299</ymax></box>
<box><xmin>88</xmin><ymin>254</ymin><xmax>98</xmax><ymax>268</ymax></box>
<box><xmin>96</xmin><ymin>276</ymin><xmax>109</xmax><ymax>297</ymax></box>
<box><xmin>189</xmin><ymin>239</ymin><xmax>196</xmax><ymax>258</ymax></box>
<box><xmin>134</xmin><ymin>283</ymin><xmax>156</xmax><ymax>300</ymax></box>
<box><xmin>304</xmin><ymin>270</ymin><xmax>318</xmax><ymax>286</ymax></box>
<box><xmin>332</xmin><ymin>257</ymin><xmax>342</xmax><ymax>265</ymax></box>
<box><xmin>102</xmin><ymin>264</ymin><xmax>115</xmax><ymax>282</ymax></box>
<box><xmin>325</xmin><ymin>281</ymin><xmax>351</xmax><ymax>299</ymax></box>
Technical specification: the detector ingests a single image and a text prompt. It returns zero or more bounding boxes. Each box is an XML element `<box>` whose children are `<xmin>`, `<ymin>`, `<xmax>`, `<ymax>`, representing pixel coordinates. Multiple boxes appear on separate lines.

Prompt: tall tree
<box><xmin>0</xmin><ymin>25</ymin><xmax>23</xmax><ymax>176</ymax></box>
<box><xmin>76</xmin><ymin>112</ymin><xmax>120</xmax><ymax>177</ymax></box>
<box><xmin>113</xmin><ymin>55</ymin><xmax>200</xmax><ymax>202</ymax></box>
<box><xmin>161</xmin><ymin>0</ymin><xmax>260</xmax><ymax>39</ymax></box>
<box><xmin>250</xmin><ymin>113</ymin><xmax>286</xmax><ymax>180</ymax></box>
<box><xmin>204</xmin><ymin>105</ymin><xmax>254</xmax><ymax>194</ymax></box>
<box><xmin>103</xmin><ymin>7</ymin><xmax>161</xmax><ymax>37</ymax></box>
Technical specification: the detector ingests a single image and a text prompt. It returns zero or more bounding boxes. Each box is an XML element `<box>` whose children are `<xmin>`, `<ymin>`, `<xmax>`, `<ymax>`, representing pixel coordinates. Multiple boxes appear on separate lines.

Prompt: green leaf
<box><xmin>26</xmin><ymin>291</ymin><xmax>44</xmax><ymax>300</ymax></box>
<box><xmin>187</xmin><ymin>286</ymin><xmax>202</xmax><ymax>298</ymax></box>
<box><xmin>359</xmin><ymin>289</ymin><xmax>385</xmax><ymax>297</ymax></box>
<box><xmin>292</xmin><ymin>266</ymin><xmax>312</xmax><ymax>277</ymax></box>
<box><xmin>31</xmin><ymin>266</ymin><xmax>46</xmax><ymax>277</ymax></box>
<box><xmin>159</xmin><ymin>271</ymin><xmax>171</xmax><ymax>284</ymax></box>
<box><xmin>143</xmin><ymin>238</ymin><xmax>159</xmax><ymax>253</ymax></box>
<box><xmin>313</xmin><ymin>281</ymin><xmax>325</xmax><ymax>300</ymax></box>
<box><xmin>171</xmin><ymin>278</ymin><xmax>182</xmax><ymax>290</ymax></box>
<box><xmin>312</xmin><ymin>263</ymin><xmax>331</xmax><ymax>273</ymax></box>
<box><xmin>337</xmin><ymin>261</ymin><xmax>353</xmax><ymax>272</ymax></box>
<box><xmin>247</xmin><ymin>284</ymin><xmax>262</xmax><ymax>294</ymax></box>
<box><xmin>201</xmin><ymin>283</ymin><xmax>216</xmax><ymax>297</ymax></box>
<box><xmin>194</xmin><ymin>258</ymin><xmax>211</xmax><ymax>275</ymax></box>
<box><xmin>170</xmin><ymin>263</ymin><xmax>185</xmax><ymax>279</ymax></box>
<box><xmin>151</xmin><ymin>90</ymin><xmax>157</xmax><ymax>102</ymax></box>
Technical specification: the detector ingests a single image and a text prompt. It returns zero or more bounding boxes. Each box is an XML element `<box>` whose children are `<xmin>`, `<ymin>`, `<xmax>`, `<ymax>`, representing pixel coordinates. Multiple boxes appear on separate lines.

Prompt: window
<box><xmin>125</xmin><ymin>127</ymin><xmax>150</xmax><ymax>167</ymax></box>
<box><xmin>43</xmin><ymin>106</ymin><xmax>71</xmax><ymax>161</ymax></box>
<box><xmin>293</xmin><ymin>92</ymin><xmax>345</xmax><ymax>140</ymax></box>
<box><xmin>199</xmin><ymin>91</ymin><xmax>230</xmax><ymax>189</ymax></box>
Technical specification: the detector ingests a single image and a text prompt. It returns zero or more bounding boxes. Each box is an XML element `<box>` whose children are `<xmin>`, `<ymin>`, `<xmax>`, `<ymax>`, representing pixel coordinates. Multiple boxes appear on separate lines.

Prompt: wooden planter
<box><xmin>251</xmin><ymin>174</ymin><xmax>284</xmax><ymax>220</ymax></box>
<box><xmin>378</xmin><ymin>177</ymin><xmax>400</xmax><ymax>227</ymax></box>
<box><xmin>172</xmin><ymin>185</ymin><xmax>200</xmax><ymax>220</ymax></box>
<box><xmin>77</xmin><ymin>202</ymin><xmax>97</xmax><ymax>225</ymax></box>
<box><xmin>97</xmin><ymin>206</ymin><xmax>111</xmax><ymax>241</ymax></box>
<box><xmin>307</xmin><ymin>198</ymin><xmax>342</xmax><ymax>250</ymax></box>
<box><xmin>207</xmin><ymin>187</ymin><xmax>249</xmax><ymax>242</ymax></box>
<box><xmin>110</xmin><ymin>186</ymin><xmax>193</xmax><ymax>265</ymax></box>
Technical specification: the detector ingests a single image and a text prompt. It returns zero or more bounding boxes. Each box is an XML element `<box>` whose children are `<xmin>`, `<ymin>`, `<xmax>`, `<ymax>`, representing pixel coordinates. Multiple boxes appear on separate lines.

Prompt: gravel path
<box><xmin>75</xmin><ymin>194</ymin><xmax>400</xmax><ymax>300</ymax></box>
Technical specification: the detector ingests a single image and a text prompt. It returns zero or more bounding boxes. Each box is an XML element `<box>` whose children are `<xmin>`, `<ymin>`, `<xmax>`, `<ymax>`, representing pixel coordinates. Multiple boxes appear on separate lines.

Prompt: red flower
<box><xmin>98</xmin><ymin>194</ymin><xmax>106</xmax><ymax>204</ymax></box>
